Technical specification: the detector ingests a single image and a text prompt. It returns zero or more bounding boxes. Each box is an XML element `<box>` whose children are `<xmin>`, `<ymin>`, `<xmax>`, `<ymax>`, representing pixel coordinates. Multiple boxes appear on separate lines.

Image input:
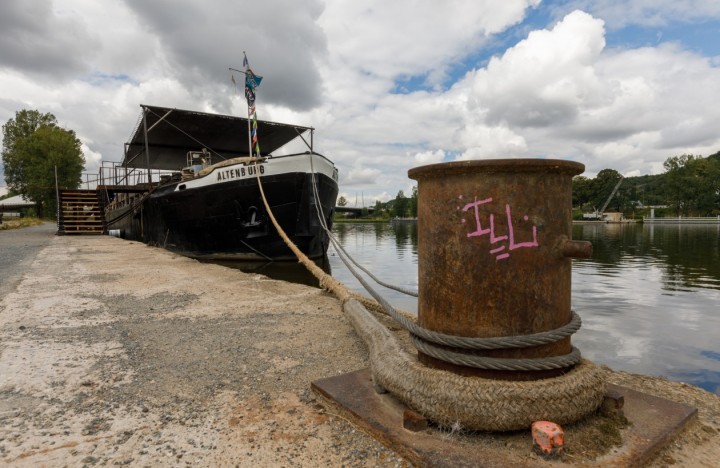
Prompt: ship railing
<box><xmin>75</xmin><ymin>163</ymin><xmax>171</xmax><ymax>190</ymax></box>
<box><xmin>76</xmin><ymin>172</ymin><xmax>102</xmax><ymax>191</ymax></box>
<box><xmin>96</xmin><ymin>162</ymin><xmax>171</xmax><ymax>188</ymax></box>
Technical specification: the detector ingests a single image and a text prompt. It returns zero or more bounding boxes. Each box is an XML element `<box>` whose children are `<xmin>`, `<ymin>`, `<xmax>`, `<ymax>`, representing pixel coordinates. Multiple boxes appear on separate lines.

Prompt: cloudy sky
<box><xmin>1</xmin><ymin>0</ymin><xmax>719</xmax><ymax>202</ymax></box>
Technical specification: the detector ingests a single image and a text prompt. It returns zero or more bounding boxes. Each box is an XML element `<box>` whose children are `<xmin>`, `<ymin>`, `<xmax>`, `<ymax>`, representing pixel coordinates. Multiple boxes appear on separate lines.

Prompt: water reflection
<box><xmin>571</xmin><ymin>223</ymin><xmax>720</xmax><ymax>393</ymax></box>
<box><xmin>329</xmin><ymin>222</ymin><xmax>419</xmax><ymax>312</ymax></box>
<box><xmin>572</xmin><ymin>223</ymin><xmax>720</xmax><ymax>291</ymax></box>
<box><xmin>333</xmin><ymin>221</ymin><xmax>419</xmax><ymax>256</ymax></box>
<box><xmin>390</xmin><ymin>220</ymin><xmax>419</xmax><ymax>256</ymax></box>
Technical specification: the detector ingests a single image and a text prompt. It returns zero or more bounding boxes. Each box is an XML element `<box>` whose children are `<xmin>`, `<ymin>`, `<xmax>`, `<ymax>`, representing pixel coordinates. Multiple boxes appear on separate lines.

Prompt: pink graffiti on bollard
<box><xmin>461</xmin><ymin>196</ymin><xmax>538</xmax><ymax>261</ymax></box>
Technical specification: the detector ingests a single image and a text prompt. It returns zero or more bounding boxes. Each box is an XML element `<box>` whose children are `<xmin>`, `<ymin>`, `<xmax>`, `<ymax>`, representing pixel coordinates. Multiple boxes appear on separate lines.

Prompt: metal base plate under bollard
<box><xmin>311</xmin><ymin>368</ymin><xmax>697</xmax><ymax>468</ymax></box>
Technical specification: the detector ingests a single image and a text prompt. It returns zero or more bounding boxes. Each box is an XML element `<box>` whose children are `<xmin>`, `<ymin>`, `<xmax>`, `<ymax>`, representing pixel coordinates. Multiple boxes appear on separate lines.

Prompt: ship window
<box><xmin>178</xmin><ymin>184</ymin><xmax>186</xmax><ymax>190</ymax></box>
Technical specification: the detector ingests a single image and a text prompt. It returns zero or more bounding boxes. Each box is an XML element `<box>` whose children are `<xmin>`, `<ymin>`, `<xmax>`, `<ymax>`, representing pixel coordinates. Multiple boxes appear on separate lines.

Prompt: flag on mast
<box><xmin>243</xmin><ymin>52</ymin><xmax>263</xmax><ymax>157</ymax></box>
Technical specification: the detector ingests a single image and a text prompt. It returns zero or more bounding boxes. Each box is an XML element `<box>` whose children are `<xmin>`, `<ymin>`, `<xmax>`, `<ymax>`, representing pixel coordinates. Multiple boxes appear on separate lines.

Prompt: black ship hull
<box><xmin>107</xmin><ymin>155</ymin><xmax>338</xmax><ymax>260</ymax></box>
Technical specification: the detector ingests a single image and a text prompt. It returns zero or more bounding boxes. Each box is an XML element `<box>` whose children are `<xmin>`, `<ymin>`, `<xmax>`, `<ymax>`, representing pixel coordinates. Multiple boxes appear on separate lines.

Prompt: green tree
<box><xmin>707</xmin><ymin>151</ymin><xmax>720</xmax><ymax>214</ymax></box>
<box><xmin>393</xmin><ymin>190</ymin><xmax>408</xmax><ymax>218</ymax></box>
<box><xmin>337</xmin><ymin>195</ymin><xmax>348</xmax><ymax>206</ymax></box>
<box><xmin>591</xmin><ymin>169</ymin><xmax>623</xmax><ymax>211</ymax></box>
<box><xmin>409</xmin><ymin>185</ymin><xmax>418</xmax><ymax>218</ymax></box>
<box><xmin>621</xmin><ymin>173</ymin><xmax>666</xmax><ymax>208</ymax></box>
<box><xmin>2</xmin><ymin>109</ymin><xmax>84</xmax><ymax>217</ymax></box>
<box><xmin>663</xmin><ymin>153</ymin><xmax>720</xmax><ymax>216</ymax></box>
<box><xmin>572</xmin><ymin>175</ymin><xmax>593</xmax><ymax>208</ymax></box>
<box><xmin>663</xmin><ymin>154</ymin><xmax>697</xmax><ymax>215</ymax></box>
<box><xmin>373</xmin><ymin>199</ymin><xmax>384</xmax><ymax>217</ymax></box>
<box><xmin>689</xmin><ymin>157</ymin><xmax>720</xmax><ymax>215</ymax></box>
<box><xmin>2</xmin><ymin>110</ymin><xmax>56</xmax><ymax>153</ymax></box>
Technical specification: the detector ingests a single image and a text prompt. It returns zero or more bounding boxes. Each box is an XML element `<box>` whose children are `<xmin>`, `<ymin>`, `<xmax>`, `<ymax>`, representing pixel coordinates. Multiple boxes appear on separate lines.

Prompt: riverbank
<box><xmin>0</xmin><ymin>217</ymin><xmax>44</xmax><ymax>231</ymax></box>
<box><xmin>334</xmin><ymin>217</ymin><xmax>388</xmax><ymax>223</ymax></box>
<box><xmin>1</xmin><ymin>229</ymin><xmax>719</xmax><ymax>466</ymax></box>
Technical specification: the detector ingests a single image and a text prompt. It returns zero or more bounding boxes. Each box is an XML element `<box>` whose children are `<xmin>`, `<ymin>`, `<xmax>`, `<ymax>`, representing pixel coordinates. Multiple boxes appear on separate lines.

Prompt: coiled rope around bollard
<box><xmin>253</xmin><ymin>159</ymin><xmax>606</xmax><ymax>430</ymax></box>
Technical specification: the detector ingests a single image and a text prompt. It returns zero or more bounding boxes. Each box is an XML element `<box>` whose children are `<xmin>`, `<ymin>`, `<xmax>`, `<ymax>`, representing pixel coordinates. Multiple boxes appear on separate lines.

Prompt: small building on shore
<box><xmin>0</xmin><ymin>194</ymin><xmax>37</xmax><ymax>221</ymax></box>
<box><xmin>603</xmin><ymin>212</ymin><xmax>623</xmax><ymax>223</ymax></box>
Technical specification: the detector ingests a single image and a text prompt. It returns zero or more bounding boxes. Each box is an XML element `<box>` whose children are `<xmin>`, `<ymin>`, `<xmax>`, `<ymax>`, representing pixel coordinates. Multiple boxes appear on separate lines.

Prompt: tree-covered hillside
<box><xmin>574</xmin><ymin>150</ymin><xmax>720</xmax><ymax>217</ymax></box>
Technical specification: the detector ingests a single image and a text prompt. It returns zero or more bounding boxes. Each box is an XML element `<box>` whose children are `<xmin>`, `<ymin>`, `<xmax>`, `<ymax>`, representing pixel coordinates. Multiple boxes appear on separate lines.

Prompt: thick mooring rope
<box><xmin>344</xmin><ymin>298</ymin><xmax>606</xmax><ymax>431</ymax></box>
<box><xmin>253</xmin><ymin>159</ymin><xmax>606</xmax><ymax>430</ymax></box>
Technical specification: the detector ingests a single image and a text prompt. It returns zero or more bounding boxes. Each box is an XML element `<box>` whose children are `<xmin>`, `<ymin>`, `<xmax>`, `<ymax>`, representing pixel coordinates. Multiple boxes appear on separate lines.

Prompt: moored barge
<box><xmin>104</xmin><ymin>105</ymin><xmax>339</xmax><ymax>260</ymax></box>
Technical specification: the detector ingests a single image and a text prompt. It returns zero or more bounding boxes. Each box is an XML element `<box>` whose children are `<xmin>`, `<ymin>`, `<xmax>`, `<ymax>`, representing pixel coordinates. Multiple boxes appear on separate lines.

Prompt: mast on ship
<box><xmin>231</xmin><ymin>52</ymin><xmax>263</xmax><ymax>159</ymax></box>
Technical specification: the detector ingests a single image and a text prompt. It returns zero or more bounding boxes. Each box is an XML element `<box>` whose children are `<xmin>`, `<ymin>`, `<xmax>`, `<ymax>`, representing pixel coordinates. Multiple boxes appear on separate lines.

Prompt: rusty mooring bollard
<box><xmin>408</xmin><ymin>159</ymin><xmax>590</xmax><ymax>380</ymax></box>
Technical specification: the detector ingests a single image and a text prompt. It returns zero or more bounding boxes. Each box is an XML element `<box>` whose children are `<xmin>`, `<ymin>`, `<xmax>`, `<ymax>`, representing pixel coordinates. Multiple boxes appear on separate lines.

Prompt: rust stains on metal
<box><xmin>408</xmin><ymin>159</ymin><xmax>586</xmax><ymax>380</ymax></box>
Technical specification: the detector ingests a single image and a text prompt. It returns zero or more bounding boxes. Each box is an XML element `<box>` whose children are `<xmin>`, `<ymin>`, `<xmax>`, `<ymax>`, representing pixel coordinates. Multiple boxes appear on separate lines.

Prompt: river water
<box><xmin>324</xmin><ymin>221</ymin><xmax>720</xmax><ymax>394</ymax></box>
<box><xmin>225</xmin><ymin>221</ymin><xmax>720</xmax><ymax>393</ymax></box>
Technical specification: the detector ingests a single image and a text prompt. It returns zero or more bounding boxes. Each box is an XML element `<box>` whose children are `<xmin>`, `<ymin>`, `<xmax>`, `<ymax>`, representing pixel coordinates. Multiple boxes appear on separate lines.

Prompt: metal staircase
<box><xmin>57</xmin><ymin>189</ymin><xmax>105</xmax><ymax>235</ymax></box>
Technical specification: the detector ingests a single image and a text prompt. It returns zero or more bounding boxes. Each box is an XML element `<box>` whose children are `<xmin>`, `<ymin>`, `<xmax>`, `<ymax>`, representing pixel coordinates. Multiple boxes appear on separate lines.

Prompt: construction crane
<box><xmin>589</xmin><ymin>176</ymin><xmax>624</xmax><ymax>220</ymax></box>
<box><xmin>600</xmin><ymin>176</ymin><xmax>624</xmax><ymax>214</ymax></box>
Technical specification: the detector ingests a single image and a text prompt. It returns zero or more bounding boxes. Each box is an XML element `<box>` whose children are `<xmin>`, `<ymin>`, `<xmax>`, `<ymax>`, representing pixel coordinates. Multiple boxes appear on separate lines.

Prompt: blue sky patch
<box><xmin>391</xmin><ymin>2</ymin><xmax>720</xmax><ymax>95</ymax></box>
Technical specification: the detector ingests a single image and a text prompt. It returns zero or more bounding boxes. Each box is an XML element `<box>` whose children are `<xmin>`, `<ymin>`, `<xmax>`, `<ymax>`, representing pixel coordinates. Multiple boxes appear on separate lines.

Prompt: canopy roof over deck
<box><xmin>122</xmin><ymin>105</ymin><xmax>313</xmax><ymax>170</ymax></box>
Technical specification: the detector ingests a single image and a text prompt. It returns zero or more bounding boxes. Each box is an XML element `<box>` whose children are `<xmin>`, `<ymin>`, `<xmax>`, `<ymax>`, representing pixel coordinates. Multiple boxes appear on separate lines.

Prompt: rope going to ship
<box><xmin>323</xmin><ymin>234</ymin><xmax>418</xmax><ymax>298</ymax></box>
<box><xmin>251</xmin><ymin>156</ymin><xmax>606</xmax><ymax>431</ymax></box>
<box><xmin>305</xmin><ymin>160</ymin><xmax>419</xmax><ymax>298</ymax></box>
